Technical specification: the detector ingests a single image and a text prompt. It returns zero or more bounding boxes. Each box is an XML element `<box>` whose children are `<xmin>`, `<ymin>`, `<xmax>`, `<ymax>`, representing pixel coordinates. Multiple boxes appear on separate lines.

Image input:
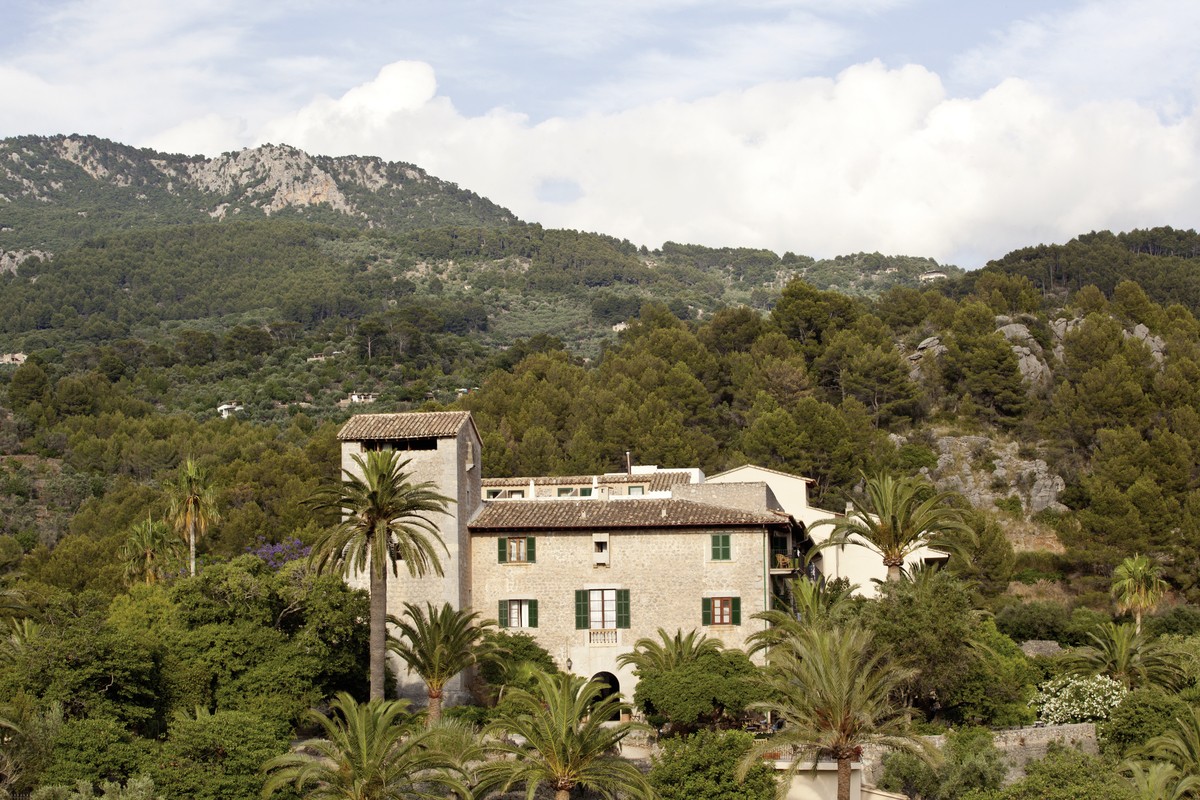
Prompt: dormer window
<box><xmin>628</xmin><ymin>485</ymin><xmax>645</xmax><ymax>496</ymax></box>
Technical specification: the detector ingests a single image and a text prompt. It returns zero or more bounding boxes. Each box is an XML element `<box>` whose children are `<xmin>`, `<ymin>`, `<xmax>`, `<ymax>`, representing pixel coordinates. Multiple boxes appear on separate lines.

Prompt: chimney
<box><xmin>625</xmin><ymin>451</ymin><xmax>632</xmax><ymax>475</ymax></box>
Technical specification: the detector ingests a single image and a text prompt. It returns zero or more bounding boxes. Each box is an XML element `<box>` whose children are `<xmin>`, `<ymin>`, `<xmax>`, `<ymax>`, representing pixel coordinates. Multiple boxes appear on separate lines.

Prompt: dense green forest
<box><xmin>5</xmin><ymin>135</ymin><xmax>1200</xmax><ymax>798</ymax></box>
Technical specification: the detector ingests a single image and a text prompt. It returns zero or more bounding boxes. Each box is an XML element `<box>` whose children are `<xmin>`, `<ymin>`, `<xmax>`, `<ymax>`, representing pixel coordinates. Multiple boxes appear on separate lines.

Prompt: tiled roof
<box><xmin>469</xmin><ymin>498</ymin><xmax>789</xmax><ymax>531</ymax></box>
<box><xmin>481</xmin><ymin>471</ymin><xmax>694</xmax><ymax>491</ymax></box>
<box><xmin>337</xmin><ymin>411</ymin><xmax>473</xmax><ymax>441</ymax></box>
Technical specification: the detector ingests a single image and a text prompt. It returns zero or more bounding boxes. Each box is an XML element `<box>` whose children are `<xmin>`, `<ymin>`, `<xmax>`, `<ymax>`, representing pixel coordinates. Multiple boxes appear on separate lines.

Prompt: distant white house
<box><xmin>0</xmin><ymin>353</ymin><xmax>27</xmax><ymax>365</ymax></box>
<box><xmin>348</xmin><ymin>392</ymin><xmax>378</xmax><ymax>404</ymax></box>
<box><xmin>217</xmin><ymin>402</ymin><xmax>244</xmax><ymax>418</ymax></box>
<box><xmin>918</xmin><ymin>270</ymin><xmax>948</xmax><ymax>282</ymax></box>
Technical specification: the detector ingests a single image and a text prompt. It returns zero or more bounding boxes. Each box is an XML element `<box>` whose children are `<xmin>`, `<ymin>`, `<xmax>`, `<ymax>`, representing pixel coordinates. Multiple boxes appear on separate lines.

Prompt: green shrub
<box><xmin>1099</xmin><ymin>688</ymin><xmax>1188</xmax><ymax>757</ymax></box>
<box><xmin>649</xmin><ymin>730</ymin><xmax>777</xmax><ymax>800</ymax></box>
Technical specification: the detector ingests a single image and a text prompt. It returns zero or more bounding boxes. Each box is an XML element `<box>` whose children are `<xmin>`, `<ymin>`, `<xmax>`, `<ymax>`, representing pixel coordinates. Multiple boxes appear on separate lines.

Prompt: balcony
<box><xmin>769</xmin><ymin>552</ymin><xmax>801</xmax><ymax>574</ymax></box>
<box><xmin>588</xmin><ymin>628</ymin><xmax>618</xmax><ymax>645</ymax></box>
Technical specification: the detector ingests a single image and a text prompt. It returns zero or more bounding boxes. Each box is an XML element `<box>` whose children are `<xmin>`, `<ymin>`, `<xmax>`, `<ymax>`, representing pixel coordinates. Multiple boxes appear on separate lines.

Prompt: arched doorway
<box><xmin>590</xmin><ymin>671</ymin><xmax>621</xmax><ymax>721</ymax></box>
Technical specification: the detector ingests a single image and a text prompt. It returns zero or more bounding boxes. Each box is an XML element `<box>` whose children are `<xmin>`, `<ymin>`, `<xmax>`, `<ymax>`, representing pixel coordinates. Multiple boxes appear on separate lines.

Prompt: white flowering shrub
<box><xmin>1034</xmin><ymin>674</ymin><xmax>1128</xmax><ymax>725</ymax></box>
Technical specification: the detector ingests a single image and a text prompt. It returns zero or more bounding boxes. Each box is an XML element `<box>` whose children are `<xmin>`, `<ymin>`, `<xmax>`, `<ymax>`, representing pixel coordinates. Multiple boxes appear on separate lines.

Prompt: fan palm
<box><xmin>119</xmin><ymin>514</ymin><xmax>184</xmax><ymax>585</ymax></box>
<box><xmin>740</xmin><ymin>624</ymin><xmax>931</xmax><ymax>800</ymax></box>
<box><xmin>1112</xmin><ymin>554</ymin><xmax>1170</xmax><ymax>635</ymax></box>
<box><xmin>1064</xmin><ymin>622</ymin><xmax>1184</xmax><ymax>690</ymax></box>
<box><xmin>815</xmin><ymin>472</ymin><xmax>969</xmax><ymax>581</ymax></box>
<box><xmin>616</xmin><ymin>627</ymin><xmax>722</xmax><ymax>673</ymax></box>
<box><xmin>262</xmin><ymin>692</ymin><xmax>469</xmax><ymax>800</ymax></box>
<box><xmin>308</xmin><ymin>450</ymin><xmax>452</xmax><ymax>700</ymax></box>
<box><xmin>386</xmin><ymin>601</ymin><xmax>498</xmax><ymax>725</ymax></box>
<box><xmin>478</xmin><ymin>670</ymin><xmax>653</xmax><ymax>800</ymax></box>
<box><xmin>165</xmin><ymin>456</ymin><xmax>220</xmax><ymax>578</ymax></box>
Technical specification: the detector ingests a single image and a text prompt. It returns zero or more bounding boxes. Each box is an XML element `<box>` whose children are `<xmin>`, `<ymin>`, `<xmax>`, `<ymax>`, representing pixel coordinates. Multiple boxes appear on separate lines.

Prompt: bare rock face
<box><xmin>176</xmin><ymin>145</ymin><xmax>359</xmax><ymax>218</ymax></box>
<box><xmin>926</xmin><ymin>435</ymin><xmax>1066</xmax><ymax>515</ymax></box>
<box><xmin>0</xmin><ymin>249</ymin><xmax>50</xmax><ymax>274</ymax></box>
<box><xmin>996</xmin><ymin>322</ymin><xmax>1053</xmax><ymax>390</ymax></box>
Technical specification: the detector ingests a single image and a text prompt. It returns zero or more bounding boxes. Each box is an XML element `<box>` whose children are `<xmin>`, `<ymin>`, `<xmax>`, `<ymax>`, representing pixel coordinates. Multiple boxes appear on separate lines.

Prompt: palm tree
<box><xmin>119</xmin><ymin>514</ymin><xmax>184</xmax><ymax>585</ymax></box>
<box><xmin>616</xmin><ymin>627</ymin><xmax>722</xmax><ymax>673</ymax></box>
<box><xmin>815</xmin><ymin>472</ymin><xmax>969</xmax><ymax>581</ymax></box>
<box><xmin>166</xmin><ymin>457</ymin><xmax>220</xmax><ymax>578</ymax></box>
<box><xmin>1112</xmin><ymin>554</ymin><xmax>1169</xmax><ymax>635</ymax></box>
<box><xmin>478</xmin><ymin>670</ymin><xmax>654</xmax><ymax>800</ymax></box>
<box><xmin>1119</xmin><ymin>759</ymin><xmax>1200</xmax><ymax>800</ymax></box>
<box><xmin>262</xmin><ymin>692</ymin><xmax>469</xmax><ymax>800</ymax></box>
<box><xmin>308</xmin><ymin>450</ymin><xmax>451</xmax><ymax>701</ymax></box>
<box><xmin>748</xmin><ymin>577</ymin><xmax>858</xmax><ymax>656</ymax></box>
<box><xmin>1140</xmin><ymin>707</ymin><xmax>1200</xmax><ymax>788</ymax></box>
<box><xmin>1064</xmin><ymin>622</ymin><xmax>1184</xmax><ymax>690</ymax></box>
<box><xmin>739</xmin><ymin>623</ymin><xmax>931</xmax><ymax>800</ymax></box>
<box><xmin>386</xmin><ymin>601</ymin><xmax>498</xmax><ymax>726</ymax></box>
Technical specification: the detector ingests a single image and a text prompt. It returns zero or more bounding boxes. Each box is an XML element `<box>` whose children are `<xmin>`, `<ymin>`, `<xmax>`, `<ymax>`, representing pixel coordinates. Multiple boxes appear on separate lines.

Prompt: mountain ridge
<box><xmin>0</xmin><ymin>134</ymin><xmax>520</xmax><ymax>254</ymax></box>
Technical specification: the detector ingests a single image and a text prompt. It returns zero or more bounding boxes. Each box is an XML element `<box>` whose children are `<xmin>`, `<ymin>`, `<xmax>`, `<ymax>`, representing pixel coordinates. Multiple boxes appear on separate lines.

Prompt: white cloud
<box><xmin>256</xmin><ymin>57</ymin><xmax>1200</xmax><ymax>267</ymax></box>
<box><xmin>953</xmin><ymin>0</ymin><xmax>1200</xmax><ymax>115</ymax></box>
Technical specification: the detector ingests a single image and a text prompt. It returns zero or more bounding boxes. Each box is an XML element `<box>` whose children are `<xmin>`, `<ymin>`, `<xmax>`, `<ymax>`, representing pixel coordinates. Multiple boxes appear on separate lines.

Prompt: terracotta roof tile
<box><xmin>469</xmin><ymin>498</ymin><xmax>788</xmax><ymax>531</ymax></box>
<box><xmin>337</xmin><ymin>411</ymin><xmax>473</xmax><ymax>441</ymax></box>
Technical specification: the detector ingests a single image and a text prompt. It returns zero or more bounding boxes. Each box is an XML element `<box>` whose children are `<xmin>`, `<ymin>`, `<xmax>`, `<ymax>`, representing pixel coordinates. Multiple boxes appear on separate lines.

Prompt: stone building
<box><xmin>336</xmin><ymin>410</ymin><xmax>942</xmax><ymax>703</ymax></box>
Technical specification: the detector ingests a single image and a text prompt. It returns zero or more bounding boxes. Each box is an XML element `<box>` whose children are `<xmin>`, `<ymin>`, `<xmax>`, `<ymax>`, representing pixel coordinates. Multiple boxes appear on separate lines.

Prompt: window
<box><xmin>711</xmin><ymin>533</ymin><xmax>731</xmax><ymax>561</ymax></box>
<box><xmin>593</xmin><ymin>533</ymin><xmax>609</xmax><ymax>566</ymax></box>
<box><xmin>556</xmin><ymin>487</ymin><xmax>595</xmax><ymax>497</ymax></box>
<box><xmin>702</xmin><ymin>596</ymin><xmax>741</xmax><ymax>626</ymax></box>
<box><xmin>627</xmin><ymin>485</ymin><xmax>644</xmax><ymax>496</ymax></box>
<box><xmin>499</xmin><ymin>599</ymin><xmax>538</xmax><ymax>628</ymax></box>
<box><xmin>486</xmin><ymin>489</ymin><xmax>501</xmax><ymax>499</ymax></box>
<box><xmin>575</xmin><ymin>589</ymin><xmax>630</xmax><ymax>629</ymax></box>
<box><xmin>498</xmin><ymin>536</ymin><xmax>536</xmax><ymax>563</ymax></box>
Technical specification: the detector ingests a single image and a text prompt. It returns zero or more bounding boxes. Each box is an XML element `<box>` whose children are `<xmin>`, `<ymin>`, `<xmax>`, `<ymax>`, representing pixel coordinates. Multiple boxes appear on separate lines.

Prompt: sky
<box><xmin>2</xmin><ymin>0</ymin><xmax>1198</xmax><ymax>268</ymax></box>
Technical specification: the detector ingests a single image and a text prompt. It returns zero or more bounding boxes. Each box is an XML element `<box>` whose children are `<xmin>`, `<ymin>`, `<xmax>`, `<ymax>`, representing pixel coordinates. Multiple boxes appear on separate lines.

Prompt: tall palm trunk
<box><xmin>837</xmin><ymin>757</ymin><xmax>851</xmax><ymax>800</ymax></box>
<box><xmin>188</xmin><ymin>517</ymin><xmax>197</xmax><ymax>577</ymax></box>
<box><xmin>370</xmin><ymin>566</ymin><xmax>388</xmax><ymax>700</ymax></box>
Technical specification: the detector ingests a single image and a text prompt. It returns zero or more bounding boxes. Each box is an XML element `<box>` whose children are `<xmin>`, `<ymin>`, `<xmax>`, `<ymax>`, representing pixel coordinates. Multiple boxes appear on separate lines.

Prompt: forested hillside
<box><xmin>5</xmin><ymin>136</ymin><xmax>1200</xmax><ymax>798</ymax></box>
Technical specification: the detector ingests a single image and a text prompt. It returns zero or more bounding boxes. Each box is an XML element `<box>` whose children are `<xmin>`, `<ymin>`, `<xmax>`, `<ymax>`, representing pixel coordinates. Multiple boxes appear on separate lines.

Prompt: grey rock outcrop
<box><xmin>927</xmin><ymin>435</ymin><xmax>1066</xmax><ymax>515</ymax></box>
<box><xmin>1125</xmin><ymin>322</ymin><xmax>1166</xmax><ymax>362</ymax></box>
<box><xmin>996</xmin><ymin>322</ymin><xmax>1053</xmax><ymax>389</ymax></box>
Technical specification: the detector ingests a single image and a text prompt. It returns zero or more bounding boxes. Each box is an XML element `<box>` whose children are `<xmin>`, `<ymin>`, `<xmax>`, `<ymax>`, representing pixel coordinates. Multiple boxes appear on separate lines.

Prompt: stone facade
<box><xmin>471</xmin><ymin>521</ymin><xmax>774</xmax><ymax>696</ymax></box>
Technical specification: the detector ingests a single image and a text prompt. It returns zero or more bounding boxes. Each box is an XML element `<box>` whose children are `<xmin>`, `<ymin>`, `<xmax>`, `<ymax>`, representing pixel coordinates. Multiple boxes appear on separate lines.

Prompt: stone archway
<box><xmin>590</xmin><ymin>671</ymin><xmax>621</xmax><ymax>721</ymax></box>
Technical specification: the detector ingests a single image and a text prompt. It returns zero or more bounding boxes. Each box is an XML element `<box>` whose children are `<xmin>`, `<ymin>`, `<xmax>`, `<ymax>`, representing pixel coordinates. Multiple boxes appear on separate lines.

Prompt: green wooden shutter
<box><xmin>575</xmin><ymin>590</ymin><xmax>588</xmax><ymax>629</ymax></box>
<box><xmin>616</xmin><ymin>589</ymin><xmax>630</xmax><ymax>629</ymax></box>
<box><xmin>731</xmin><ymin>597</ymin><xmax>741</xmax><ymax>625</ymax></box>
<box><xmin>498</xmin><ymin>537</ymin><xmax>508</xmax><ymax>563</ymax></box>
<box><xmin>710</xmin><ymin>533</ymin><xmax>730</xmax><ymax>560</ymax></box>
<box><xmin>701</xmin><ymin>597</ymin><xmax>712</xmax><ymax>626</ymax></box>
<box><xmin>528</xmin><ymin>599</ymin><xmax>538</xmax><ymax>628</ymax></box>
<box><xmin>498</xmin><ymin>600</ymin><xmax>509</xmax><ymax>628</ymax></box>
<box><xmin>526</xmin><ymin>536</ymin><xmax>536</xmax><ymax>563</ymax></box>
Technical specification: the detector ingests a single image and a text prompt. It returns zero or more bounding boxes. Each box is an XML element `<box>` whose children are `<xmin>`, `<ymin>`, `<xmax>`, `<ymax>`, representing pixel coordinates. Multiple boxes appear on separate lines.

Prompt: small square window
<box><xmin>486</xmin><ymin>489</ymin><xmax>501</xmax><ymax>499</ymax></box>
<box><xmin>628</xmin><ymin>485</ymin><xmax>644</xmax><ymax>496</ymax></box>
